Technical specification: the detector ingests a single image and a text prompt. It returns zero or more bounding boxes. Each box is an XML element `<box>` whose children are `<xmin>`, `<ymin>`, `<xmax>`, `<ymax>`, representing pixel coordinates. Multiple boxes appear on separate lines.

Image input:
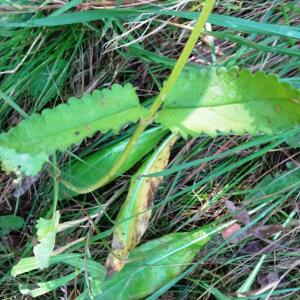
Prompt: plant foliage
<box><xmin>1</xmin><ymin>68</ymin><xmax>299</xmax><ymax>178</ymax></box>
<box><xmin>60</xmin><ymin>127</ymin><xmax>166</xmax><ymax>198</ymax></box>
<box><xmin>0</xmin><ymin>84</ymin><xmax>143</xmax><ymax>176</ymax></box>
<box><xmin>106</xmin><ymin>133</ymin><xmax>177</xmax><ymax>274</ymax></box>
<box><xmin>95</xmin><ymin>227</ymin><xmax>212</xmax><ymax>299</ymax></box>
<box><xmin>33</xmin><ymin>211</ymin><xmax>60</xmax><ymax>269</ymax></box>
<box><xmin>156</xmin><ymin>68</ymin><xmax>300</xmax><ymax>136</ymax></box>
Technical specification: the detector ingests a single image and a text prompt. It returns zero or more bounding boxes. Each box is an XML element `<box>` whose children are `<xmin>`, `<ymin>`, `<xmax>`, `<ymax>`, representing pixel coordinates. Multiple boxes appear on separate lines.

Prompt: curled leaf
<box><xmin>106</xmin><ymin>133</ymin><xmax>177</xmax><ymax>274</ymax></box>
<box><xmin>0</xmin><ymin>84</ymin><xmax>143</xmax><ymax>176</ymax></box>
<box><xmin>33</xmin><ymin>211</ymin><xmax>60</xmax><ymax>269</ymax></box>
<box><xmin>156</xmin><ymin>68</ymin><xmax>300</xmax><ymax>137</ymax></box>
<box><xmin>60</xmin><ymin>127</ymin><xmax>167</xmax><ymax>198</ymax></box>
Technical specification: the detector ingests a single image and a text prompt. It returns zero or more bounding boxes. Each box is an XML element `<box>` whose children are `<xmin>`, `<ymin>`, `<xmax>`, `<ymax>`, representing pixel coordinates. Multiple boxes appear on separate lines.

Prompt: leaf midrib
<box><xmin>162</xmin><ymin>97</ymin><xmax>300</xmax><ymax>109</ymax></box>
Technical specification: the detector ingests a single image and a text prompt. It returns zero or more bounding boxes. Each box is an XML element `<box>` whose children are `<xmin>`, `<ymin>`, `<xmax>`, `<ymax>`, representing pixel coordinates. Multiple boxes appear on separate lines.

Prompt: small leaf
<box><xmin>246</xmin><ymin>163</ymin><xmax>300</xmax><ymax>201</ymax></box>
<box><xmin>97</xmin><ymin>227</ymin><xmax>213</xmax><ymax>300</ymax></box>
<box><xmin>106</xmin><ymin>133</ymin><xmax>177</xmax><ymax>274</ymax></box>
<box><xmin>60</xmin><ymin>127</ymin><xmax>167</xmax><ymax>198</ymax></box>
<box><xmin>0</xmin><ymin>83</ymin><xmax>143</xmax><ymax>176</ymax></box>
<box><xmin>12</xmin><ymin>253</ymin><xmax>105</xmax><ymax>278</ymax></box>
<box><xmin>19</xmin><ymin>272</ymin><xmax>77</xmax><ymax>297</ymax></box>
<box><xmin>11</xmin><ymin>253</ymin><xmax>81</xmax><ymax>277</ymax></box>
<box><xmin>156</xmin><ymin>68</ymin><xmax>300</xmax><ymax>137</ymax></box>
<box><xmin>33</xmin><ymin>211</ymin><xmax>60</xmax><ymax>269</ymax></box>
<box><xmin>0</xmin><ymin>214</ymin><xmax>24</xmax><ymax>236</ymax></box>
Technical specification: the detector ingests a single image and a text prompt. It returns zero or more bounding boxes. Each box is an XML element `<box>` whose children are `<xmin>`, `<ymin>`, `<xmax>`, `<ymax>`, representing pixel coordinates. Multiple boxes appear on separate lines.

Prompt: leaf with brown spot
<box><xmin>98</xmin><ymin>227</ymin><xmax>213</xmax><ymax>299</ymax></box>
<box><xmin>106</xmin><ymin>133</ymin><xmax>178</xmax><ymax>275</ymax></box>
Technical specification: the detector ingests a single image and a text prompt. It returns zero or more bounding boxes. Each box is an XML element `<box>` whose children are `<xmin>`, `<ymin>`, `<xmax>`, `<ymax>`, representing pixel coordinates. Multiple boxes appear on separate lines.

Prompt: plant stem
<box><xmin>52</xmin><ymin>153</ymin><xmax>59</xmax><ymax>216</ymax></box>
<box><xmin>61</xmin><ymin>0</ymin><xmax>216</xmax><ymax>194</ymax></box>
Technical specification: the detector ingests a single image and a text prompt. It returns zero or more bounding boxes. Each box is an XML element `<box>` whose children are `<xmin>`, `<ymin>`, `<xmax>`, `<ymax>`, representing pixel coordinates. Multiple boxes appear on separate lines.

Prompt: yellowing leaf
<box><xmin>106</xmin><ymin>133</ymin><xmax>178</xmax><ymax>275</ymax></box>
<box><xmin>97</xmin><ymin>226</ymin><xmax>213</xmax><ymax>300</ymax></box>
<box><xmin>156</xmin><ymin>68</ymin><xmax>300</xmax><ymax>137</ymax></box>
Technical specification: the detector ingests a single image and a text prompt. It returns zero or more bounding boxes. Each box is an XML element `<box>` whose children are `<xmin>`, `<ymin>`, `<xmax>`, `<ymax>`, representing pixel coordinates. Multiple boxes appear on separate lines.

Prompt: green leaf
<box><xmin>246</xmin><ymin>163</ymin><xmax>300</xmax><ymax>201</ymax></box>
<box><xmin>286</xmin><ymin>132</ymin><xmax>300</xmax><ymax>148</ymax></box>
<box><xmin>106</xmin><ymin>133</ymin><xmax>177</xmax><ymax>274</ymax></box>
<box><xmin>96</xmin><ymin>226</ymin><xmax>213</xmax><ymax>300</ymax></box>
<box><xmin>66</xmin><ymin>258</ymin><xmax>106</xmax><ymax>280</ymax></box>
<box><xmin>0</xmin><ymin>83</ymin><xmax>143</xmax><ymax>176</ymax></box>
<box><xmin>200</xmin><ymin>283</ymin><xmax>232</xmax><ymax>300</ymax></box>
<box><xmin>33</xmin><ymin>211</ymin><xmax>60</xmax><ymax>269</ymax></box>
<box><xmin>3</xmin><ymin>10</ymin><xmax>300</xmax><ymax>40</ymax></box>
<box><xmin>11</xmin><ymin>252</ymin><xmax>106</xmax><ymax>278</ymax></box>
<box><xmin>13</xmin><ymin>253</ymin><xmax>106</xmax><ymax>298</ymax></box>
<box><xmin>19</xmin><ymin>272</ymin><xmax>77</xmax><ymax>297</ymax></box>
<box><xmin>11</xmin><ymin>253</ymin><xmax>81</xmax><ymax>277</ymax></box>
<box><xmin>60</xmin><ymin>127</ymin><xmax>167</xmax><ymax>198</ymax></box>
<box><xmin>0</xmin><ymin>214</ymin><xmax>24</xmax><ymax>236</ymax></box>
<box><xmin>156</xmin><ymin>68</ymin><xmax>300</xmax><ymax>137</ymax></box>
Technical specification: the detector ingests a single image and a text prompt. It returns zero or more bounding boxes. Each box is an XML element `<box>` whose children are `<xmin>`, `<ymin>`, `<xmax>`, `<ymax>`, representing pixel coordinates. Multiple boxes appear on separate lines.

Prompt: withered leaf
<box><xmin>106</xmin><ymin>133</ymin><xmax>178</xmax><ymax>275</ymax></box>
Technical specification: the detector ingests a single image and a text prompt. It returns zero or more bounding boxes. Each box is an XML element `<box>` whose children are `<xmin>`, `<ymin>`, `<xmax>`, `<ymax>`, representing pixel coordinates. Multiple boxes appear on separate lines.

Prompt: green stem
<box><xmin>61</xmin><ymin>0</ymin><xmax>216</xmax><ymax>194</ymax></box>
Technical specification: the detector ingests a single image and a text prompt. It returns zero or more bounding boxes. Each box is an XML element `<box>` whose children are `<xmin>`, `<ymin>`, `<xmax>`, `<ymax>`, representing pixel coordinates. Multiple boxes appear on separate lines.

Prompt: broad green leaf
<box><xmin>156</xmin><ymin>68</ymin><xmax>300</xmax><ymax>137</ymax></box>
<box><xmin>95</xmin><ymin>226</ymin><xmax>213</xmax><ymax>300</ymax></box>
<box><xmin>33</xmin><ymin>211</ymin><xmax>60</xmax><ymax>269</ymax></box>
<box><xmin>0</xmin><ymin>214</ymin><xmax>24</xmax><ymax>236</ymax></box>
<box><xmin>106</xmin><ymin>133</ymin><xmax>177</xmax><ymax>274</ymax></box>
<box><xmin>60</xmin><ymin>127</ymin><xmax>167</xmax><ymax>198</ymax></box>
<box><xmin>0</xmin><ymin>83</ymin><xmax>143</xmax><ymax>176</ymax></box>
